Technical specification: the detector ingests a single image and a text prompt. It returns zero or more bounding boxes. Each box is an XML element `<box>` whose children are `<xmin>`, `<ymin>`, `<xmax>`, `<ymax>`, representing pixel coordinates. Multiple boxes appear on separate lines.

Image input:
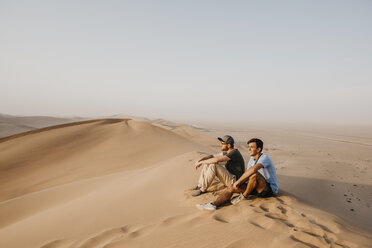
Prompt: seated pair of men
<box><xmin>192</xmin><ymin>136</ymin><xmax>278</xmax><ymax>210</ymax></box>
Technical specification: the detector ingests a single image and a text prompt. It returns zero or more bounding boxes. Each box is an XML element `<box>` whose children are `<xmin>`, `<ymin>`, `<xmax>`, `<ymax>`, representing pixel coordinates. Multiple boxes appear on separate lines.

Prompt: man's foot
<box><xmin>196</xmin><ymin>203</ymin><xmax>217</xmax><ymax>211</ymax></box>
<box><xmin>231</xmin><ymin>193</ymin><xmax>248</xmax><ymax>205</ymax></box>
<box><xmin>191</xmin><ymin>185</ymin><xmax>201</xmax><ymax>190</ymax></box>
<box><xmin>192</xmin><ymin>189</ymin><xmax>207</xmax><ymax>197</ymax></box>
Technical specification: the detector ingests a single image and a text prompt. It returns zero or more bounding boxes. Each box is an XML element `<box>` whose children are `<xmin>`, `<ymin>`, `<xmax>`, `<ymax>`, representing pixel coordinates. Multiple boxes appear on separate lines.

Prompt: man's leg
<box><xmin>212</xmin><ymin>185</ymin><xmax>244</xmax><ymax>207</ymax></box>
<box><xmin>213</xmin><ymin>173</ymin><xmax>266</xmax><ymax>207</ymax></box>
<box><xmin>197</xmin><ymin>164</ymin><xmax>209</xmax><ymax>189</ymax></box>
<box><xmin>199</xmin><ymin>164</ymin><xmax>219</xmax><ymax>192</ymax></box>
<box><xmin>242</xmin><ymin>172</ymin><xmax>266</xmax><ymax>197</ymax></box>
<box><xmin>214</xmin><ymin>164</ymin><xmax>236</xmax><ymax>187</ymax></box>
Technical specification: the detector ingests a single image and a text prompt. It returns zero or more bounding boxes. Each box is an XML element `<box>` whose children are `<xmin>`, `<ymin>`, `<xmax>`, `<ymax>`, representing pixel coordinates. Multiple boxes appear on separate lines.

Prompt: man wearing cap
<box><xmin>191</xmin><ymin>135</ymin><xmax>245</xmax><ymax>197</ymax></box>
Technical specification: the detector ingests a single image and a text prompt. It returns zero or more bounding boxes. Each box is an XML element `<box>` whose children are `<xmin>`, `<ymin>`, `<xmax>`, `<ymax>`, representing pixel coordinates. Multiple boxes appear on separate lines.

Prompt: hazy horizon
<box><xmin>1</xmin><ymin>1</ymin><xmax>371</xmax><ymax>125</ymax></box>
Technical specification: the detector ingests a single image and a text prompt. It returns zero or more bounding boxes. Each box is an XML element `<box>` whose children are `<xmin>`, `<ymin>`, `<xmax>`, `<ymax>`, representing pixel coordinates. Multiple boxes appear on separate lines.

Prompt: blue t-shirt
<box><xmin>247</xmin><ymin>153</ymin><xmax>279</xmax><ymax>194</ymax></box>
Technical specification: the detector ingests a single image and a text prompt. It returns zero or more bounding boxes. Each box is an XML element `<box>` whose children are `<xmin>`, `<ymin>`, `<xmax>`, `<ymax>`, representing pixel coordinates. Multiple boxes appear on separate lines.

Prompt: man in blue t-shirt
<box><xmin>196</xmin><ymin>138</ymin><xmax>279</xmax><ymax>210</ymax></box>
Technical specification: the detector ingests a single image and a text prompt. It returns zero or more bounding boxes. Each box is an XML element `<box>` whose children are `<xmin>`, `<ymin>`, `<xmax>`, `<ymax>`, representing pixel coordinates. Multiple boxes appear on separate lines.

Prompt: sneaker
<box><xmin>231</xmin><ymin>193</ymin><xmax>247</xmax><ymax>205</ymax></box>
<box><xmin>196</xmin><ymin>203</ymin><xmax>217</xmax><ymax>211</ymax></box>
<box><xmin>191</xmin><ymin>186</ymin><xmax>201</xmax><ymax>190</ymax></box>
<box><xmin>192</xmin><ymin>189</ymin><xmax>207</xmax><ymax>197</ymax></box>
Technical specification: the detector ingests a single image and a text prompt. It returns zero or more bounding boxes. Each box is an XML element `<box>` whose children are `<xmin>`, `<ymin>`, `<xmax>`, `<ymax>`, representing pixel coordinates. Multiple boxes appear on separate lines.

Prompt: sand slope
<box><xmin>0</xmin><ymin>119</ymin><xmax>371</xmax><ymax>248</ymax></box>
<box><xmin>0</xmin><ymin>119</ymin><xmax>211</xmax><ymax>202</ymax></box>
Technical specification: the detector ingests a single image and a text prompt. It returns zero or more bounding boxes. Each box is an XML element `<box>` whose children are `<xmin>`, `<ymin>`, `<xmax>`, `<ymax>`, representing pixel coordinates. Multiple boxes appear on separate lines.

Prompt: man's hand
<box><xmin>195</xmin><ymin>161</ymin><xmax>203</xmax><ymax>170</ymax></box>
<box><xmin>232</xmin><ymin>181</ymin><xmax>240</xmax><ymax>191</ymax></box>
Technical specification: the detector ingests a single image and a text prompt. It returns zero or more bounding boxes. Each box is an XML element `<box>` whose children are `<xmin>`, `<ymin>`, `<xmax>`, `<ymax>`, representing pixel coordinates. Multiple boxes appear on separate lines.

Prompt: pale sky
<box><xmin>1</xmin><ymin>0</ymin><xmax>371</xmax><ymax>124</ymax></box>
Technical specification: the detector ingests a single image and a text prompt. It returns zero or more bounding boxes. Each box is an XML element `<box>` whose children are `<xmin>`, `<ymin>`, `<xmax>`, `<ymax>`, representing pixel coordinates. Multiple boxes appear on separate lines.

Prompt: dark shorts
<box><xmin>251</xmin><ymin>181</ymin><xmax>274</xmax><ymax>198</ymax></box>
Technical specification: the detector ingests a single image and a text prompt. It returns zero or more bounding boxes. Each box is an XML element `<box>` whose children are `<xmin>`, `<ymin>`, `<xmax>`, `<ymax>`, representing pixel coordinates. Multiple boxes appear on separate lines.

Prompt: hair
<box><xmin>247</xmin><ymin>138</ymin><xmax>263</xmax><ymax>152</ymax></box>
<box><xmin>228</xmin><ymin>143</ymin><xmax>234</xmax><ymax>149</ymax></box>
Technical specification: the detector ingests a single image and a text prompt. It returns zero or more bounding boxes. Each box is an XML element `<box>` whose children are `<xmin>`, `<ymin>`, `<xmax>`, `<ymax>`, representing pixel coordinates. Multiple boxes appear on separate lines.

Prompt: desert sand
<box><xmin>0</xmin><ymin>118</ymin><xmax>371</xmax><ymax>248</ymax></box>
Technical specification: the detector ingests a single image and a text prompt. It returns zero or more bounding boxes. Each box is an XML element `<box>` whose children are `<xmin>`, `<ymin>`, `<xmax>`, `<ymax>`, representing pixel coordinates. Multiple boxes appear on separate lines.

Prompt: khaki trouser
<box><xmin>198</xmin><ymin>163</ymin><xmax>236</xmax><ymax>192</ymax></box>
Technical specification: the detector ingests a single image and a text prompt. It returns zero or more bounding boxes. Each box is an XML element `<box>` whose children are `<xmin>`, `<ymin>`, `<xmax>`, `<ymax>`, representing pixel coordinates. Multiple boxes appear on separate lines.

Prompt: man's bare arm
<box><xmin>197</xmin><ymin>154</ymin><xmax>214</xmax><ymax>162</ymax></box>
<box><xmin>194</xmin><ymin>154</ymin><xmax>213</xmax><ymax>168</ymax></box>
<box><xmin>195</xmin><ymin>154</ymin><xmax>230</xmax><ymax>170</ymax></box>
<box><xmin>233</xmin><ymin>163</ymin><xmax>264</xmax><ymax>187</ymax></box>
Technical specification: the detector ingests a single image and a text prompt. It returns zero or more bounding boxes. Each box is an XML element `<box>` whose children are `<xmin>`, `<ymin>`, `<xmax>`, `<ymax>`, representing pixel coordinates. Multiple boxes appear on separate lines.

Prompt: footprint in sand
<box><xmin>78</xmin><ymin>226</ymin><xmax>129</xmax><ymax>248</ymax></box>
<box><xmin>212</xmin><ymin>208</ymin><xmax>244</xmax><ymax>224</ymax></box>
<box><xmin>335</xmin><ymin>239</ymin><xmax>359</xmax><ymax>248</ymax></box>
<box><xmin>96</xmin><ymin>224</ymin><xmax>157</xmax><ymax>248</ymax></box>
<box><xmin>253</xmin><ymin>200</ymin><xmax>296</xmax><ymax>229</ymax></box>
<box><xmin>224</xmin><ymin>238</ymin><xmax>251</xmax><ymax>248</ymax></box>
<box><xmin>40</xmin><ymin>239</ymin><xmax>75</xmax><ymax>248</ymax></box>
<box><xmin>259</xmin><ymin>201</ymin><xmax>289</xmax><ymax>215</ymax></box>
<box><xmin>291</xmin><ymin>232</ymin><xmax>329</xmax><ymax>248</ymax></box>
<box><xmin>127</xmin><ymin>224</ymin><xmax>155</xmax><ymax>239</ymax></box>
<box><xmin>299</xmin><ymin>225</ymin><xmax>326</xmax><ymax>238</ymax></box>
<box><xmin>186</xmin><ymin>215</ymin><xmax>204</xmax><ymax>227</ymax></box>
<box><xmin>212</xmin><ymin>214</ymin><xmax>230</xmax><ymax>223</ymax></box>
<box><xmin>64</xmin><ymin>224</ymin><xmax>155</xmax><ymax>248</ymax></box>
<box><xmin>307</xmin><ymin>218</ymin><xmax>340</xmax><ymax>234</ymax></box>
<box><xmin>264</xmin><ymin>212</ymin><xmax>294</xmax><ymax>227</ymax></box>
<box><xmin>160</xmin><ymin>214</ymin><xmax>197</xmax><ymax>226</ymax></box>
<box><xmin>275</xmin><ymin>195</ymin><xmax>292</xmax><ymax>205</ymax></box>
<box><xmin>40</xmin><ymin>226</ymin><xmax>132</xmax><ymax>248</ymax></box>
<box><xmin>250</xmin><ymin>215</ymin><xmax>292</xmax><ymax>234</ymax></box>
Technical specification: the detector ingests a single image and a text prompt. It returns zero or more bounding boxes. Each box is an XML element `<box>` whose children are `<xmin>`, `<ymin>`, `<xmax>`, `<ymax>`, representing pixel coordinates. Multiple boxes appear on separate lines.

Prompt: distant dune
<box><xmin>0</xmin><ymin>113</ymin><xmax>87</xmax><ymax>138</ymax></box>
<box><xmin>0</xmin><ymin>117</ymin><xmax>371</xmax><ymax>248</ymax></box>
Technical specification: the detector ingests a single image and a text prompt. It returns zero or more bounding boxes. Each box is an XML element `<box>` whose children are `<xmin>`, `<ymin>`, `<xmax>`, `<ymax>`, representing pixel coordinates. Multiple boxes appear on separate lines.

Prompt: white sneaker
<box><xmin>196</xmin><ymin>203</ymin><xmax>217</xmax><ymax>211</ymax></box>
<box><xmin>231</xmin><ymin>193</ymin><xmax>247</xmax><ymax>205</ymax></box>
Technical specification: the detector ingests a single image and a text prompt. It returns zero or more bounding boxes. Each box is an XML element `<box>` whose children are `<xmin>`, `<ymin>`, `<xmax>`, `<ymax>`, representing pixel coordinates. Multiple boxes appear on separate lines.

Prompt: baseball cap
<box><xmin>217</xmin><ymin>135</ymin><xmax>234</xmax><ymax>145</ymax></box>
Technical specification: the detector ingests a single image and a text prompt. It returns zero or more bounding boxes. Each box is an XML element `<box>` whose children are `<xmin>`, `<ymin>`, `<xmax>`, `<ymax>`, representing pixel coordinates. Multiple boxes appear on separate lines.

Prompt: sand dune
<box><xmin>0</xmin><ymin>119</ymin><xmax>211</xmax><ymax>202</ymax></box>
<box><xmin>0</xmin><ymin>118</ymin><xmax>371</xmax><ymax>248</ymax></box>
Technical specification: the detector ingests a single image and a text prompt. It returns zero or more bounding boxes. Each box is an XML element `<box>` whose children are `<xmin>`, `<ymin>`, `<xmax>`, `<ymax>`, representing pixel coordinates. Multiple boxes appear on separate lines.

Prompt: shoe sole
<box><xmin>231</xmin><ymin>196</ymin><xmax>245</xmax><ymax>205</ymax></box>
<box><xmin>196</xmin><ymin>204</ymin><xmax>216</xmax><ymax>211</ymax></box>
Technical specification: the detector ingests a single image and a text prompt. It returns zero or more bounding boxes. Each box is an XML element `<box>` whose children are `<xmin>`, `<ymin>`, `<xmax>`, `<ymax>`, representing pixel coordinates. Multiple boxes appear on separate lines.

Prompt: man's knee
<box><xmin>207</xmin><ymin>163</ymin><xmax>217</xmax><ymax>173</ymax></box>
<box><xmin>249</xmin><ymin>172</ymin><xmax>259</xmax><ymax>181</ymax></box>
<box><xmin>227</xmin><ymin>185</ymin><xmax>241</xmax><ymax>194</ymax></box>
<box><xmin>227</xmin><ymin>185</ymin><xmax>235</xmax><ymax>192</ymax></box>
